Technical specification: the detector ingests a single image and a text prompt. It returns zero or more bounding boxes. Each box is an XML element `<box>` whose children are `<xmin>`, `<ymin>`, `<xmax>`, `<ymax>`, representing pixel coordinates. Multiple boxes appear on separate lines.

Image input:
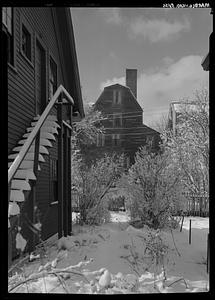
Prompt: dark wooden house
<box><xmin>5</xmin><ymin>7</ymin><xmax>84</xmax><ymax>265</ymax></box>
<box><xmin>90</xmin><ymin>69</ymin><xmax>161</xmax><ymax>166</ymax></box>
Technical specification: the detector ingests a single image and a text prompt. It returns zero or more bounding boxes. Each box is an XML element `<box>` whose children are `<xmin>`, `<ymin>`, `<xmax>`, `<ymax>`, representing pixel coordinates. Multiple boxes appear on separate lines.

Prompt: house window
<box><xmin>49</xmin><ymin>57</ymin><xmax>57</xmax><ymax>99</ymax></box>
<box><xmin>113</xmin><ymin>90</ymin><xmax>121</xmax><ymax>105</ymax></box>
<box><xmin>112</xmin><ymin>134</ymin><xmax>120</xmax><ymax>146</ymax></box>
<box><xmin>21</xmin><ymin>24</ymin><xmax>31</xmax><ymax>61</ymax></box>
<box><xmin>113</xmin><ymin>113</ymin><xmax>122</xmax><ymax>128</ymax></box>
<box><xmin>126</xmin><ymin>156</ymin><xmax>130</xmax><ymax>168</ymax></box>
<box><xmin>96</xmin><ymin>133</ymin><xmax>105</xmax><ymax>146</ymax></box>
<box><xmin>2</xmin><ymin>7</ymin><xmax>13</xmax><ymax>65</ymax></box>
<box><xmin>50</xmin><ymin>158</ymin><xmax>58</xmax><ymax>204</ymax></box>
<box><xmin>146</xmin><ymin>136</ymin><xmax>154</xmax><ymax>148</ymax></box>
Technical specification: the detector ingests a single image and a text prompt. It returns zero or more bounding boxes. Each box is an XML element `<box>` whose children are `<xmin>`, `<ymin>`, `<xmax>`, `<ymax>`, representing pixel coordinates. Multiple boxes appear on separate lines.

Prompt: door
<box><xmin>35</xmin><ymin>40</ymin><xmax>46</xmax><ymax>115</ymax></box>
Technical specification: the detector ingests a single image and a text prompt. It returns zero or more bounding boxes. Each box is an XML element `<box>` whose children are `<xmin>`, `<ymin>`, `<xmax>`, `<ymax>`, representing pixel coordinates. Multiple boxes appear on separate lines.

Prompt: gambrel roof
<box><xmin>96</xmin><ymin>83</ymin><xmax>143</xmax><ymax>112</ymax></box>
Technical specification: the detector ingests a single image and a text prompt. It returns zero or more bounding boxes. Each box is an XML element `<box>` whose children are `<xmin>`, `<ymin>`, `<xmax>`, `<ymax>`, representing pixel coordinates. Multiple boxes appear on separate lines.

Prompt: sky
<box><xmin>71</xmin><ymin>7</ymin><xmax>212</xmax><ymax>128</ymax></box>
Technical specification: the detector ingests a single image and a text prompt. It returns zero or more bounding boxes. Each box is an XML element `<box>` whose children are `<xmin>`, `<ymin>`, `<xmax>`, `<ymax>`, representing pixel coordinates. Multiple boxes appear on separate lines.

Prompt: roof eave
<box><xmin>55</xmin><ymin>8</ymin><xmax>85</xmax><ymax>118</ymax></box>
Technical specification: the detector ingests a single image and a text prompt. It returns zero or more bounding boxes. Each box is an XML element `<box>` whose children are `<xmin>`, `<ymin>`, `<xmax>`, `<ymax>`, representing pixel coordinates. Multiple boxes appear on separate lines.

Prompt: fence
<box><xmin>185</xmin><ymin>193</ymin><xmax>209</xmax><ymax>217</ymax></box>
<box><xmin>71</xmin><ymin>191</ymin><xmax>80</xmax><ymax>212</ymax></box>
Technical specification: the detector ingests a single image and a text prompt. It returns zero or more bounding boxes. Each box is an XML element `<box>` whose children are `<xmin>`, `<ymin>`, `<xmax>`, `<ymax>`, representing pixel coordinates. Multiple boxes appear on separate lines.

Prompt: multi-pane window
<box><xmin>96</xmin><ymin>133</ymin><xmax>105</xmax><ymax>146</ymax></box>
<box><xmin>50</xmin><ymin>158</ymin><xmax>58</xmax><ymax>203</ymax></box>
<box><xmin>113</xmin><ymin>113</ymin><xmax>122</xmax><ymax>127</ymax></box>
<box><xmin>2</xmin><ymin>7</ymin><xmax>13</xmax><ymax>65</ymax></box>
<box><xmin>112</xmin><ymin>134</ymin><xmax>120</xmax><ymax>146</ymax></box>
<box><xmin>49</xmin><ymin>57</ymin><xmax>57</xmax><ymax>99</ymax></box>
<box><xmin>113</xmin><ymin>90</ymin><xmax>121</xmax><ymax>105</ymax></box>
<box><xmin>21</xmin><ymin>24</ymin><xmax>31</xmax><ymax>61</ymax></box>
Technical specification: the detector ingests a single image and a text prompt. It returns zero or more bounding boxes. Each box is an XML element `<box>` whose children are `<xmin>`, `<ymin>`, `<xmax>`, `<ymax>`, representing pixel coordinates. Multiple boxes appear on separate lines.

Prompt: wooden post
<box><xmin>63</xmin><ymin>125</ymin><xmax>68</xmax><ymax>237</ymax></box>
<box><xmin>180</xmin><ymin>215</ymin><xmax>184</xmax><ymax>232</ymax></box>
<box><xmin>192</xmin><ymin>197</ymin><xmax>195</xmax><ymax>216</ymax></box>
<box><xmin>67</xmin><ymin>130</ymin><xmax>72</xmax><ymax>235</ymax></box>
<box><xmin>57</xmin><ymin>94</ymin><xmax>63</xmax><ymax>239</ymax></box>
<box><xmin>30</xmin><ymin>130</ymin><xmax>41</xmax><ymax>251</ymax></box>
<box><xmin>189</xmin><ymin>219</ymin><xmax>192</xmax><ymax>244</ymax></box>
<box><xmin>8</xmin><ymin>224</ymin><xmax>12</xmax><ymax>268</ymax></box>
<box><xmin>8</xmin><ymin>182</ymin><xmax>12</xmax><ymax>267</ymax></box>
<box><xmin>199</xmin><ymin>196</ymin><xmax>202</xmax><ymax>217</ymax></box>
<box><xmin>207</xmin><ymin>233</ymin><xmax>210</xmax><ymax>274</ymax></box>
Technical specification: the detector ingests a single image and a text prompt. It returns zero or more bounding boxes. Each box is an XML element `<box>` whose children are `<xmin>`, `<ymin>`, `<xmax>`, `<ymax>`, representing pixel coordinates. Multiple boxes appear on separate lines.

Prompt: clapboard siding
<box><xmin>8</xmin><ymin>108</ymin><xmax>34</xmax><ymax>128</ymax></box>
<box><xmin>8</xmin><ymin>7</ymin><xmax>67</xmax><ymax>152</ymax></box>
<box><xmin>8</xmin><ymin>79</ymin><xmax>35</xmax><ymax>105</ymax></box>
<box><xmin>8</xmin><ymin>7</ymin><xmax>74</xmax><ymax>246</ymax></box>
<box><xmin>21</xmin><ymin>7</ymin><xmax>65</xmax><ymax>85</ymax></box>
<box><xmin>8</xmin><ymin>84</ymin><xmax>35</xmax><ymax>106</ymax></box>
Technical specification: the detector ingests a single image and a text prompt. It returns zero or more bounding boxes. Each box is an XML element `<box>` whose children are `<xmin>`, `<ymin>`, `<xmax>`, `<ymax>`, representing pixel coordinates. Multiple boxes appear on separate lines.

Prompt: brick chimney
<box><xmin>126</xmin><ymin>69</ymin><xmax>137</xmax><ymax>98</ymax></box>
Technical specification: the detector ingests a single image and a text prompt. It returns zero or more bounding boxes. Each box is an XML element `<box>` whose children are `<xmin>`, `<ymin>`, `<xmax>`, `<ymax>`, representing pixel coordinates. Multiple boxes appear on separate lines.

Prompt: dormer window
<box><xmin>113</xmin><ymin>90</ymin><xmax>121</xmax><ymax>105</ymax></box>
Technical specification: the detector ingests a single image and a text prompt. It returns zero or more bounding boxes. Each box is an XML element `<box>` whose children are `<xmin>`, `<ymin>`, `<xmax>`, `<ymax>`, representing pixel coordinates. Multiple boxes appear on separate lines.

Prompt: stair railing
<box><xmin>8</xmin><ymin>84</ymin><xmax>74</xmax><ymax>187</ymax></box>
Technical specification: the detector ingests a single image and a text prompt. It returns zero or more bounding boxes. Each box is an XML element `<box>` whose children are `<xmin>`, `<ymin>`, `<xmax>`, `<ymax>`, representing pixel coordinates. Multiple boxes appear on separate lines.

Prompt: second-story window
<box><xmin>113</xmin><ymin>90</ymin><xmax>121</xmax><ymax>105</ymax></box>
<box><xmin>113</xmin><ymin>113</ymin><xmax>122</xmax><ymax>128</ymax></box>
<box><xmin>49</xmin><ymin>57</ymin><xmax>57</xmax><ymax>99</ymax></box>
<box><xmin>2</xmin><ymin>7</ymin><xmax>14</xmax><ymax>65</ymax></box>
<box><xmin>22</xmin><ymin>24</ymin><xmax>31</xmax><ymax>61</ymax></box>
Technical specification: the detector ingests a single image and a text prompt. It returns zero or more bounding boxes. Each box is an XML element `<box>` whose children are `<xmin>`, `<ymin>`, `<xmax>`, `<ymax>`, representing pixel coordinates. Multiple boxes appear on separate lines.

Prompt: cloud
<box><xmin>99</xmin><ymin>55</ymin><xmax>208</xmax><ymax>127</ymax></box>
<box><xmin>100</xmin><ymin>8</ymin><xmax>190</xmax><ymax>43</ymax></box>
<box><xmin>100</xmin><ymin>76</ymin><xmax>125</xmax><ymax>90</ymax></box>
<box><xmin>128</xmin><ymin>16</ymin><xmax>190</xmax><ymax>42</ymax></box>
<box><xmin>109</xmin><ymin>51</ymin><xmax>117</xmax><ymax>60</ymax></box>
<box><xmin>162</xmin><ymin>56</ymin><xmax>174</xmax><ymax>66</ymax></box>
<box><xmin>101</xmin><ymin>8</ymin><xmax>122</xmax><ymax>25</ymax></box>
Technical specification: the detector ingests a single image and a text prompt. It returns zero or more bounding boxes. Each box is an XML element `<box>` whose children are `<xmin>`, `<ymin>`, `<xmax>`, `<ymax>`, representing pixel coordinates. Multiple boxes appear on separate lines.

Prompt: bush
<box><xmin>119</xmin><ymin>147</ymin><xmax>186</xmax><ymax>230</ymax></box>
<box><xmin>76</xmin><ymin>154</ymin><xmax>125</xmax><ymax>225</ymax></box>
<box><xmin>84</xmin><ymin>201</ymin><xmax>111</xmax><ymax>225</ymax></box>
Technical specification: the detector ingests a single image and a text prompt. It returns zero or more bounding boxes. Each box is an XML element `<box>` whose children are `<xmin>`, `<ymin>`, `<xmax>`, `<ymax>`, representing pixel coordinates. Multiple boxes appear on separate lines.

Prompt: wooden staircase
<box><xmin>8</xmin><ymin>115</ymin><xmax>59</xmax><ymax>227</ymax></box>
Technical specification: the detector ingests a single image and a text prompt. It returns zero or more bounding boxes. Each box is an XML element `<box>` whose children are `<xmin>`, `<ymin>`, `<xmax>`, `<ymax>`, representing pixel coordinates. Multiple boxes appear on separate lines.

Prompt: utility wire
<box><xmin>99</xmin><ymin>132</ymin><xmax>156</xmax><ymax>136</ymax></box>
<box><xmin>103</xmin><ymin>126</ymin><xmax>156</xmax><ymax>130</ymax></box>
<box><xmin>102</xmin><ymin>110</ymin><xmax>168</xmax><ymax>117</ymax></box>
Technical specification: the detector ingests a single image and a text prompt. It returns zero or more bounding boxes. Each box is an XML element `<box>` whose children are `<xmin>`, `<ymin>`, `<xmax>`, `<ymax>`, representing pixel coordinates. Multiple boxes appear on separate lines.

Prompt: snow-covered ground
<box><xmin>8</xmin><ymin>212</ymin><xmax>209</xmax><ymax>293</ymax></box>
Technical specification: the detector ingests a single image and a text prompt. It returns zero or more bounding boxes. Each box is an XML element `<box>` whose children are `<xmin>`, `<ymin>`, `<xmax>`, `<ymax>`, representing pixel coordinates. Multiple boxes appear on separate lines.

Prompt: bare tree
<box><xmin>150</xmin><ymin>113</ymin><xmax>169</xmax><ymax>134</ymax></box>
<box><xmin>119</xmin><ymin>147</ymin><xmax>186</xmax><ymax>229</ymax></box>
<box><xmin>162</xmin><ymin>87</ymin><xmax>209</xmax><ymax>196</ymax></box>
